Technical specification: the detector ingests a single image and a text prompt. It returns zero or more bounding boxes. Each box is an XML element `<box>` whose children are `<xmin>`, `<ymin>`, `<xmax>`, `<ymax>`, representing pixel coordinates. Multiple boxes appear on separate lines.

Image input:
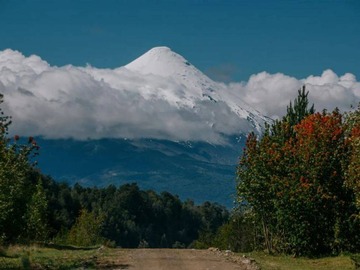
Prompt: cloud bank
<box><xmin>0</xmin><ymin>49</ymin><xmax>359</xmax><ymax>143</ymax></box>
<box><xmin>228</xmin><ymin>70</ymin><xmax>360</xmax><ymax>119</ymax></box>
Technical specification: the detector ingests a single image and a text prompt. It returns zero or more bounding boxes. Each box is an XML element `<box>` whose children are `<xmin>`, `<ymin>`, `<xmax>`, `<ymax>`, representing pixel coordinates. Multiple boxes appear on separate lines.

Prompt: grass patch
<box><xmin>0</xmin><ymin>244</ymin><xmax>131</xmax><ymax>269</ymax></box>
<box><xmin>243</xmin><ymin>251</ymin><xmax>356</xmax><ymax>270</ymax></box>
<box><xmin>0</xmin><ymin>245</ymin><xmax>106</xmax><ymax>269</ymax></box>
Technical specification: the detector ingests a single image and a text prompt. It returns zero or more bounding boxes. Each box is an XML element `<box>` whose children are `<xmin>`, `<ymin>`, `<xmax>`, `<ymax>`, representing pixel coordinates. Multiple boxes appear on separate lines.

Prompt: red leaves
<box><xmin>351</xmin><ymin>126</ymin><xmax>360</xmax><ymax>137</ymax></box>
<box><xmin>291</xmin><ymin>112</ymin><xmax>344</xmax><ymax>165</ymax></box>
<box><xmin>300</xmin><ymin>176</ymin><xmax>310</xmax><ymax>189</ymax></box>
<box><xmin>294</xmin><ymin>112</ymin><xmax>343</xmax><ymax>141</ymax></box>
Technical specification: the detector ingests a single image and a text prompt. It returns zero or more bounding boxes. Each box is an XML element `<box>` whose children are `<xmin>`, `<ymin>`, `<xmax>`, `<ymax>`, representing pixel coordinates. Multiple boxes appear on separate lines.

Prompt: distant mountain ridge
<box><xmin>36</xmin><ymin>136</ymin><xmax>244</xmax><ymax>207</ymax></box>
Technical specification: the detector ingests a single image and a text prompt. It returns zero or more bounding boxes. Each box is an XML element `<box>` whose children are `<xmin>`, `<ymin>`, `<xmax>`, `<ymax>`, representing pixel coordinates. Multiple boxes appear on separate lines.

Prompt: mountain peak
<box><xmin>124</xmin><ymin>46</ymin><xmax>221</xmax><ymax>104</ymax></box>
<box><xmin>147</xmin><ymin>46</ymin><xmax>172</xmax><ymax>53</ymax></box>
<box><xmin>125</xmin><ymin>46</ymin><xmax>196</xmax><ymax>77</ymax></box>
<box><xmin>125</xmin><ymin>47</ymin><xmax>268</xmax><ymax>134</ymax></box>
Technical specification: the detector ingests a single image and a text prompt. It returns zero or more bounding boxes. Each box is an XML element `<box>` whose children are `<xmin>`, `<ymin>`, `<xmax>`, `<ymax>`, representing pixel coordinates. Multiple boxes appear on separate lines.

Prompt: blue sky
<box><xmin>1</xmin><ymin>0</ymin><xmax>359</xmax><ymax>82</ymax></box>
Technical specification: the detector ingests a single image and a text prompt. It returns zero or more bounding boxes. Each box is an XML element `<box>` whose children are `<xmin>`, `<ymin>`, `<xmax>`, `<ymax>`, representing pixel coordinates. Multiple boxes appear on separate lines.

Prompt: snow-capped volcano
<box><xmin>126</xmin><ymin>46</ymin><xmax>200</xmax><ymax>78</ymax></box>
<box><xmin>125</xmin><ymin>46</ymin><xmax>268</xmax><ymax>134</ymax></box>
<box><xmin>125</xmin><ymin>46</ymin><xmax>214</xmax><ymax>97</ymax></box>
<box><xmin>0</xmin><ymin>47</ymin><xmax>268</xmax><ymax>143</ymax></box>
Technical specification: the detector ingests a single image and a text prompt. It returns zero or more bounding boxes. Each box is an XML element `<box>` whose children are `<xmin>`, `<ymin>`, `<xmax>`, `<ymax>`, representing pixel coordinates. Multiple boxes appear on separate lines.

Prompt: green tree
<box><xmin>0</xmin><ymin>94</ymin><xmax>39</xmax><ymax>243</ymax></box>
<box><xmin>212</xmin><ymin>209</ymin><xmax>256</xmax><ymax>252</ymax></box>
<box><xmin>285</xmin><ymin>86</ymin><xmax>315</xmax><ymax>129</ymax></box>
<box><xmin>67</xmin><ymin>209</ymin><xmax>104</xmax><ymax>247</ymax></box>
<box><xmin>24</xmin><ymin>177</ymin><xmax>48</xmax><ymax>242</ymax></box>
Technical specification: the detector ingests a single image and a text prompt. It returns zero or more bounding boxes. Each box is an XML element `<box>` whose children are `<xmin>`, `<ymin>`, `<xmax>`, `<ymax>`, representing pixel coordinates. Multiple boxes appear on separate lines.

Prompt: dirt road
<box><xmin>98</xmin><ymin>248</ymin><xmax>257</xmax><ymax>270</ymax></box>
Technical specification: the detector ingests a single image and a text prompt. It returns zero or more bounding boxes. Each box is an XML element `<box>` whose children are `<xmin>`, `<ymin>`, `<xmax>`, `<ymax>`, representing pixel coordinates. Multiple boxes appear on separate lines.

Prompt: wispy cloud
<box><xmin>0</xmin><ymin>49</ymin><xmax>359</xmax><ymax>143</ymax></box>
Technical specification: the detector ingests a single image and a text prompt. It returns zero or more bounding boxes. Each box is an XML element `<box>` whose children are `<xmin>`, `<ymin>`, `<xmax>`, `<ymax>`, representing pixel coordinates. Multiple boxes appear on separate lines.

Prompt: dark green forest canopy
<box><xmin>1</xmin><ymin>165</ymin><xmax>229</xmax><ymax>248</ymax></box>
<box><xmin>43</xmin><ymin>177</ymin><xmax>229</xmax><ymax>248</ymax></box>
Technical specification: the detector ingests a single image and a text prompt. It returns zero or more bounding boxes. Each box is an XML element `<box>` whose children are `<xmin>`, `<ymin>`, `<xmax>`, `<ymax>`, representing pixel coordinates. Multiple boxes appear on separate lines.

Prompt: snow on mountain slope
<box><xmin>124</xmin><ymin>46</ymin><xmax>268</xmax><ymax>133</ymax></box>
<box><xmin>126</xmin><ymin>47</ymin><xmax>198</xmax><ymax>77</ymax></box>
<box><xmin>125</xmin><ymin>46</ymin><xmax>211</xmax><ymax>97</ymax></box>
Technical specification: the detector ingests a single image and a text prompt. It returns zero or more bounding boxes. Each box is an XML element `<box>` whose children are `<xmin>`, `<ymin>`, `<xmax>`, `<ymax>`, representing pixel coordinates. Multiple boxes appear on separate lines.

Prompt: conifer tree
<box><xmin>285</xmin><ymin>85</ymin><xmax>315</xmax><ymax>127</ymax></box>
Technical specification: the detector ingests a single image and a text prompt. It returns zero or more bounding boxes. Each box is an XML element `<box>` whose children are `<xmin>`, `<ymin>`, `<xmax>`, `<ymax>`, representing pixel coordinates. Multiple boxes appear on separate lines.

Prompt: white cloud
<box><xmin>0</xmin><ymin>49</ymin><xmax>359</xmax><ymax>143</ymax></box>
<box><xmin>228</xmin><ymin>70</ymin><xmax>360</xmax><ymax>119</ymax></box>
<box><xmin>0</xmin><ymin>49</ymin><xmax>244</xmax><ymax>143</ymax></box>
<box><xmin>228</xmin><ymin>72</ymin><xmax>302</xmax><ymax>119</ymax></box>
<box><xmin>303</xmin><ymin>70</ymin><xmax>360</xmax><ymax>112</ymax></box>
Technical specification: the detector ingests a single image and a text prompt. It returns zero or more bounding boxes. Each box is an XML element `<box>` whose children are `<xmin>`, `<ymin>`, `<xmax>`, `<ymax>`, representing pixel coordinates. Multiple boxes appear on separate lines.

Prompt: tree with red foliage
<box><xmin>237</xmin><ymin>87</ymin><xmax>316</xmax><ymax>254</ymax></box>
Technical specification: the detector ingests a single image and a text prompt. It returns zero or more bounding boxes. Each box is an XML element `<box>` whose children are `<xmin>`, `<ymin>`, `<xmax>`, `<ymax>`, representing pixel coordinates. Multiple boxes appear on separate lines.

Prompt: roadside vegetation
<box><xmin>246</xmin><ymin>251</ymin><xmax>355</xmax><ymax>270</ymax></box>
<box><xmin>0</xmin><ymin>244</ymin><xmax>135</xmax><ymax>269</ymax></box>
<box><xmin>235</xmin><ymin>87</ymin><xmax>360</xmax><ymax>257</ymax></box>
